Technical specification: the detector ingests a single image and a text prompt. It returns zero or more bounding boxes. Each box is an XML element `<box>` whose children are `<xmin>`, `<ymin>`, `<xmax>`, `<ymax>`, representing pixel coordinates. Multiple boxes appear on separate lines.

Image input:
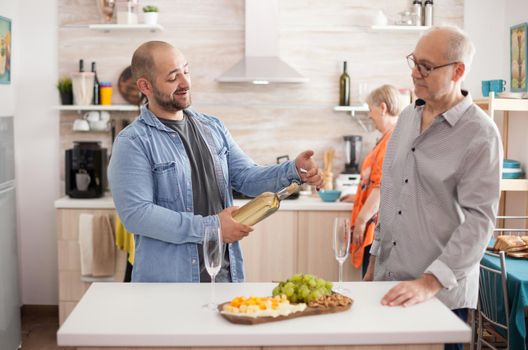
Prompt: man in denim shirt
<box><xmin>108</xmin><ymin>41</ymin><xmax>323</xmax><ymax>283</ymax></box>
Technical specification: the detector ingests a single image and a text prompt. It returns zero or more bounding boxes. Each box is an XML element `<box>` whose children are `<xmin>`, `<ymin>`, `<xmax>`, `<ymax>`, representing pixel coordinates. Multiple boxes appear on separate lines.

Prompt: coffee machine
<box><xmin>65</xmin><ymin>141</ymin><xmax>108</xmax><ymax>198</ymax></box>
<box><xmin>336</xmin><ymin>135</ymin><xmax>362</xmax><ymax>197</ymax></box>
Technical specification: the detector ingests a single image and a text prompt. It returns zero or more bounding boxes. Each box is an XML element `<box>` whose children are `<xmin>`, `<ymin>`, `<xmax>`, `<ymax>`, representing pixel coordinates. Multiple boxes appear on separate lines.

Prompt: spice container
<box><xmin>99</xmin><ymin>81</ymin><xmax>113</xmax><ymax>105</ymax></box>
<box><xmin>116</xmin><ymin>0</ymin><xmax>138</xmax><ymax>25</ymax></box>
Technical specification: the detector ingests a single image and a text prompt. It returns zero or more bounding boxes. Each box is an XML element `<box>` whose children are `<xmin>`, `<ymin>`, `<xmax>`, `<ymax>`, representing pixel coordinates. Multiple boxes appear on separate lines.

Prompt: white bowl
<box><xmin>73</xmin><ymin>119</ymin><xmax>90</xmax><ymax>132</ymax></box>
<box><xmin>89</xmin><ymin>120</ymin><xmax>108</xmax><ymax>131</ymax></box>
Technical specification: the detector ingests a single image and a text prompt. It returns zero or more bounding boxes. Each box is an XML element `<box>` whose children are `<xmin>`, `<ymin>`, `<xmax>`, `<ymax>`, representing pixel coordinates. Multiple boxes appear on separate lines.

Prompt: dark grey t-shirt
<box><xmin>159</xmin><ymin>114</ymin><xmax>231</xmax><ymax>282</ymax></box>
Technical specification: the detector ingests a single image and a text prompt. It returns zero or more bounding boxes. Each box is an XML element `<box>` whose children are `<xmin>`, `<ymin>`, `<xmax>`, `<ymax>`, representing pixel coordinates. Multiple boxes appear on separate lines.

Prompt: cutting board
<box><xmin>118</xmin><ymin>66</ymin><xmax>143</xmax><ymax>105</ymax></box>
<box><xmin>218</xmin><ymin>298</ymin><xmax>353</xmax><ymax>325</ymax></box>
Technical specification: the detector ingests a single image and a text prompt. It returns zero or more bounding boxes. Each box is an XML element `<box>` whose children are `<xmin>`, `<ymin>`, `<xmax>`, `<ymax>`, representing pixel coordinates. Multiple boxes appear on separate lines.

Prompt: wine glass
<box><xmin>202</xmin><ymin>226</ymin><xmax>223</xmax><ymax>311</ymax></box>
<box><xmin>333</xmin><ymin>217</ymin><xmax>351</xmax><ymax>293</ymax></box>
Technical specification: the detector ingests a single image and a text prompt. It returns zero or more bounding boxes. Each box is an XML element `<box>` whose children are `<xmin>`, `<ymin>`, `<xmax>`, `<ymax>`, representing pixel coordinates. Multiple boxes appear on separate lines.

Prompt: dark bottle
<box><xmin>91</xmin><ymin>62</ymin><xmax>100</xmax><ymax>105</ymax></box>
<box><xmin>339</xmin><ymin>61</ymin><xmax>350</xmax><ymax>106</ymax></box>
<box><xmin>79</xmin><ymin>59</ymin><xmax>84</xmax><ymax>72</ymax></box>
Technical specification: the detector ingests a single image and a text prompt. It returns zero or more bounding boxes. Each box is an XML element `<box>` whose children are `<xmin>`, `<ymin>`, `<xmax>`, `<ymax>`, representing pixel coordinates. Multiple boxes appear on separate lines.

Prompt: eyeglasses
<box><xmin>406</xmin><ymin>54</ymin><xmax>459</xmax><ymax>78</ymax></box>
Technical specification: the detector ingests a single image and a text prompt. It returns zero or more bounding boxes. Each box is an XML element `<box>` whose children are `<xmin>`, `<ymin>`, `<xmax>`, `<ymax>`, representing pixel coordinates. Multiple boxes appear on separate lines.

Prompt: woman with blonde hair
<box><xmin>346</xmin><ymin>84</ymin><xmax>402</xmax><ymax>278</ymax></box>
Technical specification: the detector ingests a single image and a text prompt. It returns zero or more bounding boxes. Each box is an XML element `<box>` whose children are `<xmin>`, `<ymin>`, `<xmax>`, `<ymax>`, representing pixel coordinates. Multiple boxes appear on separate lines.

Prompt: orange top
<box><xmin>350</xmin><ymin>130</ymin><xmax>393</xmax><ymax>268</ymax></box>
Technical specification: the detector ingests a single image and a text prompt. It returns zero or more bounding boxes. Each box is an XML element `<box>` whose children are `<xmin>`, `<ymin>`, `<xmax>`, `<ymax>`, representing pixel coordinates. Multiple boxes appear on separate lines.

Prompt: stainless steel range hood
<box><xmin>216</xmin><ymin>0</ymin><xmax>308</xmax><ymax>84</ymax></box>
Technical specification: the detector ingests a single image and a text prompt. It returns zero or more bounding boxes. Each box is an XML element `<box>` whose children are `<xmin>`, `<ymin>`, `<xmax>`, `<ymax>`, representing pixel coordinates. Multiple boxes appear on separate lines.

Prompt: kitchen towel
<box><xmin>91</xmin><ymin>214</ymin><xmax>116</xmax><ymax>277</ymax></box>
<box><xmin>115</xmin><ymin>215</ymin><xmax>135</xmax><ymax>265</ymax></box>
<box><xmin>78</xmin><ymin>213</ymin><xmax>94</xmax><ymax>276</ymax></box>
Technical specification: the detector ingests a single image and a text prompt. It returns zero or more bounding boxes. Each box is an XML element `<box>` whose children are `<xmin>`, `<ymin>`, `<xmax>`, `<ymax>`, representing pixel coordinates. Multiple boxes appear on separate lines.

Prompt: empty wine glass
<box><xmin>202</xmin><ymin>226</ymin><xmax>223</xmax><ymax>311</ymax></box>
<box><xmin>333</xmin><ymin>217</ymin><xmax>351</xmax><ymax>293</ymax></box>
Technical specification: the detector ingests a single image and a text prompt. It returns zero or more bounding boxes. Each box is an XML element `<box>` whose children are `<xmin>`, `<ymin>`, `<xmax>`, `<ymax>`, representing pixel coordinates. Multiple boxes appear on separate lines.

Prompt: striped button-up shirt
<box><xmin>370</xmin><ymin>91</ymin><xmax>503</xmax><ymax>309</ymax></box>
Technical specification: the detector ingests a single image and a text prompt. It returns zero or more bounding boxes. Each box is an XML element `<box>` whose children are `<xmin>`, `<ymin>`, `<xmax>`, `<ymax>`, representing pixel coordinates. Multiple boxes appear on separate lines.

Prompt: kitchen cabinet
<box><xmin>56</xmin><ymin>196</ymin><xmax>357</xmax><ymax>324</ymax></box>
<box><xmin>241</xmin><ymin>209</ymin><xmax>361</xmax><ymax>283</ymax></box>
<box><xmin>56</xmin><ymin>208</ymin><xmax>127</xmax><ymax>325</ymax></box>
<box><xmin>239</xmin><ymin>211</ymin><xmax>298</xmax><ymax>282</ymax></box>
<box><xmin>298</xmin><ymin>211</ymin><xmax>361</xmax><ymax>282</ymax></box>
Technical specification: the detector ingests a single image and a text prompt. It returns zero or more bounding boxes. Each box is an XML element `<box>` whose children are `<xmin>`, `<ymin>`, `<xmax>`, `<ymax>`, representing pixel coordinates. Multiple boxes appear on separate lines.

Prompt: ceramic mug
<box><xmin>72</xmin><ymin>119</ymin><xmax>90</xmax><ymax>132</ymax></box>
<box><xmin>482</xmin><ymin>79</ymin><xmax>506</xmax><ymax>97</ymax></box>
<box><xmin>99</xmin><ymin>111</ymin><xmax>110</xmax><ymax>122</ymax></box>
<box><xmin>84</xmin><ymin>111</ymin><xmax>100</xmax><ymax>122</ymax></box>
<box><xmin>75</xmin><ymin>169</ymin><xmax>91</xmax><ymax>191</ymax></box>
<box><xmin>89</xmin><ymin>120</ymin><xmax>108</xmax><ymax>131</ymax></box>
<box><xmin>489</xmin><ymin>79</ymin><xmax>506</xmax><ymax>94</ymax></box>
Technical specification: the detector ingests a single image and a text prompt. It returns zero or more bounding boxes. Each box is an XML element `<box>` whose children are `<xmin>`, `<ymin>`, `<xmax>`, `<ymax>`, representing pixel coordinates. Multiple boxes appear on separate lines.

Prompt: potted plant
<box><xmin>57</xmin><ymin>77</ymin><xmax>73</xmax><ymax>105</ymax></box>
<box><xmin>142</xmin><ymin>5</ymin><xmax>159</xmax><ymax>25</ymax></box>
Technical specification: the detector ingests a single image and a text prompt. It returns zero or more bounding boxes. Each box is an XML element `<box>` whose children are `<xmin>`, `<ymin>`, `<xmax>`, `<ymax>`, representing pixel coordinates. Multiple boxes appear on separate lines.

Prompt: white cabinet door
<box><xmin>0</xmin><ymin>186</ymin><xmax>21</xmax><ymax>350</ymax></box>
<box><xmin>0</xmin><ymin>116</ymin><xmax>15</xmax><ymax>184</ymax></box>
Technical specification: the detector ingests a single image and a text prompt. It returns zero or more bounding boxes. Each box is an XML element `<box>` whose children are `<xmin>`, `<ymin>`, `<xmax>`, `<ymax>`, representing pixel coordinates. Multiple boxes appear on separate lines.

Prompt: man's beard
<box><xmin>151</xmin><ymin>85</ymin><xmax>191</xmax><ymax>112</ymax></box>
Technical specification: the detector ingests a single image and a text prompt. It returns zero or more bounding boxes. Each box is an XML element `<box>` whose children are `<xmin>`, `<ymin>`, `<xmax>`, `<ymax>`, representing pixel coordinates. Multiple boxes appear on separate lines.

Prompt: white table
<box><xmin>57</xmin><ymin>282</ymin><xmax>470</xmax><ymax>350</ymax></box>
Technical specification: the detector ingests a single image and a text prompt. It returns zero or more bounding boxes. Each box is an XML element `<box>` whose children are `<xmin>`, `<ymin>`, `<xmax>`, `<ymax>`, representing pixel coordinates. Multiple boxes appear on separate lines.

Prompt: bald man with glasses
<box><xmin>364</xmin><ymin>26</ymin><xmax>503</xmax><ymax>350</ymax></box>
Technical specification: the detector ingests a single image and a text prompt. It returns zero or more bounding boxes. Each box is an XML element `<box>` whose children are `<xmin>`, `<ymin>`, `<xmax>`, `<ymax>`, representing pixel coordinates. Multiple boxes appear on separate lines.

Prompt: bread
<box><xmin>506</xmin><ymin>251</ymin><xmax>528</xmax><ymax>259</ymax></box>
<box><xmin>493</xmin><ymin>235</ymin><xmax>528</xmax><ymax>252</ymax></box>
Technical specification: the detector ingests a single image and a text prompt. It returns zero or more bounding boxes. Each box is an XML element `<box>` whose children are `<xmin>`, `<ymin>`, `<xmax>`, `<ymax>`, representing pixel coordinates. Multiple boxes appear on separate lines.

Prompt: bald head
<box><xmin>419</xmin><ymin>26</ymin><xmax>475</xmax><ymax>78</ymax></box>
<box><xmin>131</xmin><ymin>41</ymin><xmax>179</xmax><ymax>82</ymax></box>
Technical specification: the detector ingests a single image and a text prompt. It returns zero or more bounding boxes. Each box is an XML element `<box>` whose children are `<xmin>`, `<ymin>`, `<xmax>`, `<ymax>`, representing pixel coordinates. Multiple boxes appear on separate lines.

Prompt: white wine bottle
<box><xmin>339</xmin><ymin>61</ymin><xmax>350</xmax><ymax>106</ymax></box>
<box><xmin>232</xmin><ymin>182</ymin><xmax>300</xmax><ymax>226</ymax></box>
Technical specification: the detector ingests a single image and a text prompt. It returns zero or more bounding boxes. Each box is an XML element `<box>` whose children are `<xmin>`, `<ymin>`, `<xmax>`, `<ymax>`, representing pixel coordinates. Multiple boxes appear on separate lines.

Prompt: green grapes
<box><xmin>272</xmin><ymin>274</ymin><xmax>333</xmax><ymax>303</ymax></box>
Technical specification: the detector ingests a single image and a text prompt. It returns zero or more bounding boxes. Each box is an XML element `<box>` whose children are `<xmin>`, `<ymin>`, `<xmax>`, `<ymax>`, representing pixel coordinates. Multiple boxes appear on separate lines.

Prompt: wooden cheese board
<box><xmin>218</xmin><ymin>296</ymin><xmax>353</xmax><ymax>325</ymax></box>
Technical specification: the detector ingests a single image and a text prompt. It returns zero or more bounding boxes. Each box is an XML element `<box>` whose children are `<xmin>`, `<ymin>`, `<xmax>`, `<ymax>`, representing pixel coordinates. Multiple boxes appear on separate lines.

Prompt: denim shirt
<box><xmin>108</xmin><ymin>106</ymin><xmax>301</xmax><ymax>282</ymax></box>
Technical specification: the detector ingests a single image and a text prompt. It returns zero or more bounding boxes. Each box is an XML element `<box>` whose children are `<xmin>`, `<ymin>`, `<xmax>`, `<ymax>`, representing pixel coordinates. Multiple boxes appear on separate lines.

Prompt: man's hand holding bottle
<box><xmin>218</xmin><ymin>207</ymin><xmax>253</xmax><ymax>243</ymax></box>
<box><xmin>218</xmin><ymin>149</ymin><xmax>323</xmax><ymax>243</ymax></box>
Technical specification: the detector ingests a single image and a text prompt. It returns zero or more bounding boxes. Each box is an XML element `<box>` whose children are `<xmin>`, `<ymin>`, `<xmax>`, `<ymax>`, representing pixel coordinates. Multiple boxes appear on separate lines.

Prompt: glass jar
<box><xmin>99</xmin><ymin>81</ymin><xmax>113</xmax><ymax>105</ymax></box>
<box><xmin>116</xmin><ymin>0</ymin><xmax>138</xmax><ymax>25</ymax></box>
<box><xmin>396</xmin><ymin>11</ymin><xmax>414</xmax><ymax>26</ymax></box>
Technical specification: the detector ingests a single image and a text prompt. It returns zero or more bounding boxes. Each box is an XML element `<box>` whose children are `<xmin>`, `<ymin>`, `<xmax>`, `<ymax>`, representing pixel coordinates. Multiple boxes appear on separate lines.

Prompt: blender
<box><xmin>336</xmin><ymin>135</ymin><xmax>362</xmax><ymax>197</ymax></box>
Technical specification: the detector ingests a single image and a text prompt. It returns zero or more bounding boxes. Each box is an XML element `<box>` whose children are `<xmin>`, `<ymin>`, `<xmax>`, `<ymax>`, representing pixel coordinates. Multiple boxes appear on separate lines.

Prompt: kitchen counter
<box><xmin>55</xmin><ymin>195</ymin><xmax>356</xmax><ymax>325</ymax></box>
<box><xmin>54</xmin><ymin>193</ymin><xmax>353</xmax><ymax>211</ymax></box>
<box><xmin>57</xmin><ymin>282</ymin><xmax>470</xmax><ymax>349</ymax></box>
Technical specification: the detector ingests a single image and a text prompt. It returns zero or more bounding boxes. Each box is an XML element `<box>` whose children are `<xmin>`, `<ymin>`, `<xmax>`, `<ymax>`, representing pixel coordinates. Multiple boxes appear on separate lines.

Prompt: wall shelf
<box><xmin>334</xmin><ymin>104</ymin><xmax>369</xmax><ymax>115</ymax></box>
<box><xmin>500</xmin><ymin>179</ymin><xmax>528</xmax><ymax>192</ymax></box>
<box><xmin>371</xmin><ymin>25</ymin><xmax>430</xmax><ymax>32</ymax></box>
<box><xmin>54</xmin><ymin>105</ymin><xmax>139</xmax><ymax>112</ymax></box>
<box><xmin>88</xmin><ymin>24</ymin><xmax>164</xmax><ymax>32</ymax></box>
<box><xmin>475</xmin><ymin>97</ymin><xmax>528</xmax><ymax>112</ymax></box>
<box><xmin>334</xmin><ymin>104</ymin><xmax>369</xmax><ymax>131</ymax></box>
